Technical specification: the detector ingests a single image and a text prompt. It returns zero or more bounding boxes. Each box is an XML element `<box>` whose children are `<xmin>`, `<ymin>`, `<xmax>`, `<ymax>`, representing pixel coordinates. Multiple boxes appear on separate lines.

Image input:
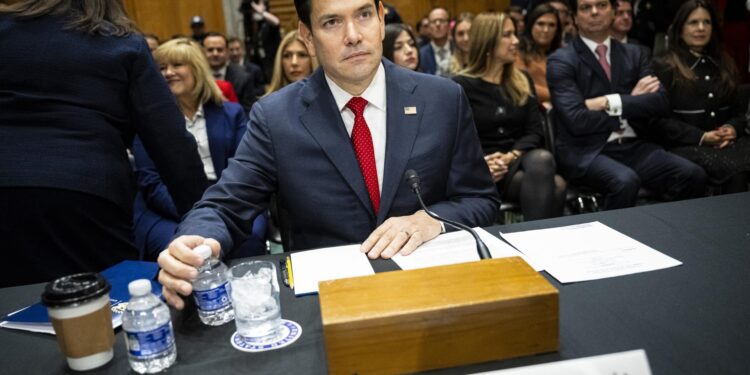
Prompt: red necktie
<box><xmin>346</xmin><ymin>97</ymin><xmax>380</xmax><ymax>215</ymax></box>
<box><xmin>596</xmin><ymin>44</ymin><xmax>611</xmax><ymax>81</ymax></box>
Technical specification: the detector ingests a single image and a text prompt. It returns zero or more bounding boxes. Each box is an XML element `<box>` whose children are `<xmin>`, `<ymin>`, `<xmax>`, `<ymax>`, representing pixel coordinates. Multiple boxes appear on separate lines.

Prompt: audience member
<box><xmin>548</xmin><ymin>0</ymin><xmax>577</xmax><ymax>43</ymax></box>
<box><xmin>190</xmin><ymin>15</ymin><xmax>208</xmax><ymax>43</ymax></box>
<box><xmin>629</xmin><ymin>0</ymin><xmax>668</xmax><ymax>52</ymax></box>
<box><xmin>547</xmin><ymin>0</ymin><xmax>706</xmax><ymax>210</ymax></box>
<box><xmin>249</xmin><ymin>0</ymin><xmax>282</xmax><ymax>82</ymax></box>
<box><xmin>383</xmin><ymin>2</ymin><xmax>403</xmax><ymax>24</ymax></box>
<box><xmin>132</xmin><ymin>38</ymin><xmax>267</xmax><ymax>260</ymax></box>
<box><xmin>654</xmin><ymin>0</ymin><xmax>750</xmax><ymax>193</ymax></box>
<box><xmin>454</xmin><ymin>12</ymin><xmax>566</xmax><ymax>220</ymax></box>
<box><xmin>416</xmin><ymin>16</ymin><xmax>431</xmax><ymax>47</ymax></box>
<box><xmin>202</xmin><ymin>32</ymin><xmax>258</xmax><ymax>112</ymax></box>
<box><xmin>420</xmin><ymin>7</ymin><xmax>454</xmax><ymax>76</ymax></box>
<box><xmin>610</xmin><ymin>0</ymin><xmax>651</xmax><ymax>58</ymax></box>
<box><xmin>227</xmin><ymin>36</ymin><xmax>266</xmax><ymax>97</ymax></box>
<box><xmin>383</xmin><ymin>24</ymin><xmax>421</xmax><ymax>71</ymax></box>
<box><xmin>264</xmin><ymin>30</ymin><xmax>316</xmax><ymax>95</ymax></box>
<box><xmin>157</xmin><ymin>0</ymin><xmax>498</xmax><ymax>310</ymax></box>
<box><xmin>144</xmin><ymin>33</ymin><xmax>160</xmax><ymax>53</ymax></box>
<box><xmin>0</xmin><ymin>0</ymin><xmax>207</xmax><ymax>287</ymax></box>
<box><xmin>508</xmin><ymin>5</ymin><xmax>527</xmax><ymax>34</ymax></box>
<box><xmin>515</xmin><ymin>3</ymin><xmax>563</xmax><ymax>109</ymax></box>
<box><xmin>449</xmin><ymin>12</ymin><xmax>474</xmax><ymax>74</ymax></box>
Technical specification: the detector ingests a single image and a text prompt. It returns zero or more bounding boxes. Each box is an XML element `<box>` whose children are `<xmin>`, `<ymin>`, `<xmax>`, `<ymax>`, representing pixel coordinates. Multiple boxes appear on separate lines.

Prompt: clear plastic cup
<box><xmin>226</xmin><ymin>261</ymin><xmax>282</xmax><ymax>343</ymax></box>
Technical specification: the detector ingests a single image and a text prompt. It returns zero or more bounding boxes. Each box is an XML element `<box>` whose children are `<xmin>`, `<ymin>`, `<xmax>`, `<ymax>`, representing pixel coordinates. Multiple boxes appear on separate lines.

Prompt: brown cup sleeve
<box><xmin>50</xmin><ymin>302</ymin><xmax>115</xmax><ymax>358</ymax></box>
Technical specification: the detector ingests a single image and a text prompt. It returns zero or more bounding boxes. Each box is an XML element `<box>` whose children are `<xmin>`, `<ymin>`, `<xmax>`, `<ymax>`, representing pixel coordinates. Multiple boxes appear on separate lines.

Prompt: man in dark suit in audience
<box><xmin>547</xmin><ymin>0</ymin><xmax>706</xmax><ymax>210</ymax></box>
<box><xmin>609</xmin><ymin>0</ymin><xmax>651</xmax><ymax>59</ymax></box>
<box><xmin>227</xmin><ymin>36</ymin><xmax>267</xmax><ymax>98</ymax></box>
<box><xmin>203</xmin><ymin>32</ymin><xmax>257</xmax><ymax>112</ymax></box>
<box><xmin>419</xmin><ymin>7</ymin><xmax>453</xmax><ymax>76</ymax></box>
<box><xmin>157</xmin><ymin>0</ymin><xmax>498</xmax><ymax>309</ymax></box>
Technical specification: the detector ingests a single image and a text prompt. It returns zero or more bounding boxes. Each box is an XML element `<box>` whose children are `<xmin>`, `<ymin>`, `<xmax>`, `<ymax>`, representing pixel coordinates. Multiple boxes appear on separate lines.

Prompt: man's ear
<box><xmin>298</xmin><ymin>21</ymin><xmax>316</xmax><ymax>57</ymax></box>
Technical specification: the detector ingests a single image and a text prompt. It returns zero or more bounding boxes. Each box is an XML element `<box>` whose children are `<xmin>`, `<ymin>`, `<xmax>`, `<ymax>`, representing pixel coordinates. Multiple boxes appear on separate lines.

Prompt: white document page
<box><xmin>502</xmin><ymin>221</ymin><xmax>682</xmax><ymax>283</ymax></box>
<box><xmin>473</xmin><ymin>349</ymin><xmax>652</xmax><ymax>375</ymax></box>
<box><xmin>392</xmin><ymin>228</ymin><xmax>540</xmax><ymax>271</ymax></box>
<box><xmin>290</xmin><ymin>244</ymin><xmax>375</xmax><ymax>296</ymax></box>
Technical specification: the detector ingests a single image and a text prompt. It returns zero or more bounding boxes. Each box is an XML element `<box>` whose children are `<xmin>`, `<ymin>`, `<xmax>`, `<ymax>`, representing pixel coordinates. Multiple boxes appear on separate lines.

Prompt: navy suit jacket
<box><xmin>176</xmin><ymin>59</ymin><xmax>498</xmax><ymax>253</ymax></box>
<box><xmin>419</xmin><ymin>43</ymin><xmax>437</xmax><ymax>75</ymax></box>
<box><xmin>547</xmin><ymin>37</ymin><xmax>669</xmax><ymax>179</ymax></box>
<box><xmin>133</xmin><ymin>101</ymin><xmax>247</xmax><ymax>221</ymax></box>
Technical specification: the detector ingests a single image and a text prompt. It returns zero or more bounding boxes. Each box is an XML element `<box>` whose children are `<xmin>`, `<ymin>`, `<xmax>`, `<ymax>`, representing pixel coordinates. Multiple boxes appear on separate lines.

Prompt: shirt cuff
<box><xmin>440</xmin><ymin>222</ymin><xmax>446</xmax><ymax>233</ymax></box>
<box><xmin>604</xmin><ymin>94</ymin><xmax>623</xmax><ymax>116</ymax></box>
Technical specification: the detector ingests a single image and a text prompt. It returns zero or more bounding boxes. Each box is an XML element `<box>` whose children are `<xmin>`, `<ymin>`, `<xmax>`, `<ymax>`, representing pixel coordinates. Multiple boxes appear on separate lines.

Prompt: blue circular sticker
<box><xmin>230</xmin><ymin>320</ymin><xmax>302</xmax><ymax>352</ymax></box>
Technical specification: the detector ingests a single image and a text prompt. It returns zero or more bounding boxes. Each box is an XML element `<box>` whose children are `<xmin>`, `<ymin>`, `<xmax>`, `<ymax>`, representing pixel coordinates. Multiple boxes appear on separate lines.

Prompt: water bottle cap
<box><xmin>193</xmin><ymin>244</ymin><xmax>213</xmax><ymax>260</ymax></box>
<box><xmin>128</xmin><ymin>279</ymin><xmax>152</xmax><ymax>296</ymax></box>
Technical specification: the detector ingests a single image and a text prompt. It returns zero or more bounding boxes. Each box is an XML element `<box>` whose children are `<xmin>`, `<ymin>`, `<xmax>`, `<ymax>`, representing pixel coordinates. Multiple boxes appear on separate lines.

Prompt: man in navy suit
<box><xmin>158</xmin><ymin>0</ymin><xmax>498</xmax><ymax>309</ymax></box>
<box><xmin>547</xmin><ymin>0</ymin><xmax>705</xmax><ymax>210</ymax></box>
<box><xmin>419</xmin><ymin>7</ymin><xmax>453</xmax><ymax>76</ymax></box>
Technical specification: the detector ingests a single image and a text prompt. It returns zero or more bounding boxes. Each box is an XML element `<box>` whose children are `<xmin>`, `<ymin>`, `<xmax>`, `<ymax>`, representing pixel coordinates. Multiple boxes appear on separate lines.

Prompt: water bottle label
<box><xmin>125</xmin><ymin>323</ymin><xmax>175</xmax><ymax>358</ymax></box>
<box><xmin>193</xmin><ymin>282</ymin><xmax>232</xmax><ymax>312</ymax></box>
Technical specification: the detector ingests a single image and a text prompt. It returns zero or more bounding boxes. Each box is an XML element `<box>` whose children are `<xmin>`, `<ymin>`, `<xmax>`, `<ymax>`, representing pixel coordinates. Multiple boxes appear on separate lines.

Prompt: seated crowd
<box><xmin>1</xmin><ymin>0</ymin><xmax>748</xmax><ymax>288</ymax></box>
<box><xmin>140</xmin><ymin>0</ymin><xmax>748</xmax><ymax>259</ymax></box>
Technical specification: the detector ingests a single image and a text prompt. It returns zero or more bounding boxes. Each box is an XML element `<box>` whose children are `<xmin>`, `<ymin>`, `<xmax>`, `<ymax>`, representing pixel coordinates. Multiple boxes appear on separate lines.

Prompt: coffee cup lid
<box><xmin>42</xmin><ymin>273</ymin><xmax>111</xmax><ymax>308</ymax></box>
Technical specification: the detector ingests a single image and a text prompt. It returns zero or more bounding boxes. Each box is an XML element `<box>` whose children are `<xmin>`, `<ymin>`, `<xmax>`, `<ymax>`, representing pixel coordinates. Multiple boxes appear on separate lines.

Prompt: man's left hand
<box><xmin>360</xmin><ymin>210</ymin><xmax>442</xmax><ymax>259</ymax></box>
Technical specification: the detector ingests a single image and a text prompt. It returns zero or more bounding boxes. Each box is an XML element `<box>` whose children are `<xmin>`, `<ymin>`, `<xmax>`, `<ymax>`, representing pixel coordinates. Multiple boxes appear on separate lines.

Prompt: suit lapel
<box><xmin>574</xmin><ymin>37</ymin><xmax>611</xmax><ymax>85</ymax></box>
<box><xmin>203</xmin><ymin>103</ymin><xmax>227</xmax><ymax>172</ymax></box>
<box><xmin>609</xmin><ymin>40</ymin><xmax>625</xmax><ymax>87</ymax></box>
<box><xmin>298</xmin><ymin>69</ymin><xmax>374</xmax><ymax>216</ymax></box>
<box><xmin>377</xmin><ymin>61</ymin><xmax>422</xmax><ymax>224</ymax></box>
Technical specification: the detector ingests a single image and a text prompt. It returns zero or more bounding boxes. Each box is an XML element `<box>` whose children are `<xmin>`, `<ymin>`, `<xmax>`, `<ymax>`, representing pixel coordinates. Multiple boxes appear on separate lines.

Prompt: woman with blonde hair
<box><xmin>132</xmin><ymin>38</ymin><xmax>267</xmax><ymax>260</ymax></box>
<box><xmin>265</xmin><ymin>30</ymin><xmax>316</xmax><ymax>95</ymax></box>
<box><xmin>449</xmin><ymin>12</ymin><xmax>474</xmax><ymax>74</ymax></box>
<box><xmin>453</xmin><ymin>12</ymin><xmax>565</xmax><ymax>220</ymax></box>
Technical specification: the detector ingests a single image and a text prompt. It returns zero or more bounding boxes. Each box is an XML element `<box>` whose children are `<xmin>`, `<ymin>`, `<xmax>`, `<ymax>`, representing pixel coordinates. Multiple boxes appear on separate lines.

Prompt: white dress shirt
<box><xmin>580</xmin><ymin>35</ymin><xmax>637</xmax><ymax>142</ymax></box>
<box><xmin>212</xmin><ymin>64</ymin><xmax>228</xmax><ymax>80</ymax></box>
<box><xmin>184</xmin><ymin>104</ymin><xmax>217</xmax><ymax>181</ymax></box>
<box><xmin>325</xmin><ymin>63</ymin><xmax>387</xmax><ymax>193</ymax></box>
<box><xmin>431</xmin><ymin>41</ymin><xmax>453</xmax><ymax>77</ymax></box>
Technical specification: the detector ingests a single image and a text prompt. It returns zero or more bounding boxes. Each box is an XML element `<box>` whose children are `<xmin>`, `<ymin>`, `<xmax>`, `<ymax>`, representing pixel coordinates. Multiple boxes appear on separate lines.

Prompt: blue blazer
<box><xmin>133</xmin><ymin>101</ymin><xmax>266</xmax><ymax>257</ymax></box>
<box><xmin>547</xmin><ymin>37</ymin><xmax>669</xmax><ymax>179</ymax></box>
<box><xmin>419</xmin><ymin>43</ymin><xmax>437</xmax><ymax>75</ymax></box>
<box><xmin>176</xmin><ymin>59</ymin><xmax>499</xmax><ymax>253</ymax></box>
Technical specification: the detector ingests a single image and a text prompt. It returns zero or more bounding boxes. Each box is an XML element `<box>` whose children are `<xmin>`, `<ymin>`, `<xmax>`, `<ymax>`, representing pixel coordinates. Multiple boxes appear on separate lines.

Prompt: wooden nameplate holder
<box><xmin>318</xmin><ymin>256</ymin><xmax>559</xmax><ymax>374</ymax></box>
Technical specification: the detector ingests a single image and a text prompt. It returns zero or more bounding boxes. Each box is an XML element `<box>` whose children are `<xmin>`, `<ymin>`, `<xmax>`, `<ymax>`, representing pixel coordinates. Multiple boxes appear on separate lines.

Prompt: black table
<box><xmin>1</xmin><ymin>193</ymin><xmax>749</xmax><ymax>374</ymax></box>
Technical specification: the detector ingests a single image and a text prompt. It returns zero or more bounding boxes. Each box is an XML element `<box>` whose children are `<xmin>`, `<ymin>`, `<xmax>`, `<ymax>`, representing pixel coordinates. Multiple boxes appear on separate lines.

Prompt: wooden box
<box><xmin>318</xmin><ymin>256</ymin><xmax>559</xmax><ymax>374</ymax></box>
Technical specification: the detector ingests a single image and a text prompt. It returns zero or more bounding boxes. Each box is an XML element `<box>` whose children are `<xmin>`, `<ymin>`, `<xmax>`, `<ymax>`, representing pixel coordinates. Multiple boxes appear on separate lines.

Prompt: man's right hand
<box><xmin>631</xmin><ymin>75</ymin><xmax>660</xmax><ymax>96</ymax></box>
<box><xmin>158</xmin><ymin>236</ymin><xmax>221</xmax><ymax>310</ymax></box>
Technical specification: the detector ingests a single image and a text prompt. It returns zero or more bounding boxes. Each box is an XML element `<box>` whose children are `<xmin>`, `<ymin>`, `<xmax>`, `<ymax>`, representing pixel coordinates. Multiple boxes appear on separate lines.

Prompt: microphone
<box><xmin>404</xmin><ymin>169</ymin><xmax>492</xmax><ymax>260</ymax></box>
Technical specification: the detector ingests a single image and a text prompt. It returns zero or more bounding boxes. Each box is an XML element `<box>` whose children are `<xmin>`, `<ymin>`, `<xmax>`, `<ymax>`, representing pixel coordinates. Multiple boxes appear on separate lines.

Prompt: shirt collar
<box><xmin>580</xmin><ymin>35</ymin><xmax>611</xmax><ymax>56</ymax></box>
<box><xmin>212</xmin><ymin>64</ymin><xmax>228</xmax><ymax>79</ymax></box>
<box><xmin>325</xmin><ymin>62</ymin><xmax>386</xmax><ymax>113</ymax></box>
<box><xmin>431</xmin><ymin>40</ymin><xmax>449</xmax><ymax>53</ymax></box>
<box><xmin>185</xmin><ymin>103</ymin><xmax>205</xmax><ymax>123</ymax></box>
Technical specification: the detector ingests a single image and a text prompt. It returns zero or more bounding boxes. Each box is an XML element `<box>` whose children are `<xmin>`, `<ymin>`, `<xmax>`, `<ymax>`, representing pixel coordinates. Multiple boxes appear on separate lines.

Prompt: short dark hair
<box><xmin>294</xmin><ymin>0</ymin><xmax>381</xmax><ymax>29</ymax></box>
<box><xmin>227</xmin><ymin>36</ymin><xmax>243</xmax><ymax>46</ymax></box>
<box><xmin>569</xmin><ymin>0</ymin><xmax>618</xmax><ymax>16</ymax></box>
<box><xmin>201</xmin><ymin>31</ymin><xmax>227</xmax><ymax>47</ymax></box>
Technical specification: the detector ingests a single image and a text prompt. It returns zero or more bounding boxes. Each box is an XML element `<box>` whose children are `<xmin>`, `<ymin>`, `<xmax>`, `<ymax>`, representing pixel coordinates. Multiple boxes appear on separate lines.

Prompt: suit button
<box><xmin>497</xmin><ymin>128</ymin><xmax>505</xmax><ymax>134</ymax></box>
<box><xmin>708</xmin><ymin>93</ymin><xmax>714</xmax><ymax>98</ymax></box>
<box><xmin>710</xmin><ymin>112</ymin><xmax>715</xmax><ymax>117</ymax></box>
<box><xmin>704</xmin><ymin>75</ymin><xmax>710</xmax><ymax>80</ymax></box>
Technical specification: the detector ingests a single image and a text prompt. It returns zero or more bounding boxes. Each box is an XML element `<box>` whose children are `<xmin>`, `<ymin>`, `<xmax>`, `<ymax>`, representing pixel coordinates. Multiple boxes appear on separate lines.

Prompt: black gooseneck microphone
<box><xmin>404</xmin><ymin>169</ymin><xmax>492</xmax><ymax>260</ymax></box>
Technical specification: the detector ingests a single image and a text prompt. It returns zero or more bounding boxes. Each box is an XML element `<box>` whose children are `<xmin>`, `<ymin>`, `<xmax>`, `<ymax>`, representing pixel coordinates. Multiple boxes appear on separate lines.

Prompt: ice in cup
<box><xmin>42</xmin><ymin>273</ymin><xmax>115</xmax><ymax>371</ymax></box>
<box><xmin>227</xmin><ymin>261</ymin><xmax>282</xmax><ymax>342</ymax></box>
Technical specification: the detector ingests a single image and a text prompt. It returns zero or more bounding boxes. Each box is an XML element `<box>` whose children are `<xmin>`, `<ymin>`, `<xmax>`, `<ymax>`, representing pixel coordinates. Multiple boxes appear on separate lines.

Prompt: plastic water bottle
<box><xmin>122</xmin><ymin>279</ymin><xmax>177</xmax><ymax>374</ymax></box>
<box><xmin>192</xmin><ymin>244</ymin><xmax>235</xmax><ymax>326</ymax></box>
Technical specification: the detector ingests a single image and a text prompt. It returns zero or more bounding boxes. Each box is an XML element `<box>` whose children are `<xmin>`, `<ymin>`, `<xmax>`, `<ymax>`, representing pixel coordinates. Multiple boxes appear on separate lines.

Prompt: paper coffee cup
<box><xmin>42</xmin><ymin>273</ymin><xmax>115</xmax><ymax>371</ymax></box>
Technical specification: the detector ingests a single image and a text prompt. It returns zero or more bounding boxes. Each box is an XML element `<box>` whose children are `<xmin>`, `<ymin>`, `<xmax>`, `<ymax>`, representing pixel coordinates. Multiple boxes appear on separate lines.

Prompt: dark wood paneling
<box><xmin>123</xmin><ymin>0</ymin><xmax>226</xmax><ymax>41</ymax></box>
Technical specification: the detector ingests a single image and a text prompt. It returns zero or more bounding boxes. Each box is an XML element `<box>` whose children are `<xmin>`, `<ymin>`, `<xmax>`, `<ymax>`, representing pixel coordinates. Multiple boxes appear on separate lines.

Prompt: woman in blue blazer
<box><xmin>133</xmin><ymin>38</ymin><xmax>267</xmax><ymax>260</ymax></box>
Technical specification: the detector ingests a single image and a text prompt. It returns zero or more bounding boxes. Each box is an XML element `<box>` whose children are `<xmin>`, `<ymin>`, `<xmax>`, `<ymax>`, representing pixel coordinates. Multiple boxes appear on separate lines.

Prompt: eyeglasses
<box><xmin>430</xmin><ymin>18</ymin><xmax>449</xmax><ymax>26</ymax></box>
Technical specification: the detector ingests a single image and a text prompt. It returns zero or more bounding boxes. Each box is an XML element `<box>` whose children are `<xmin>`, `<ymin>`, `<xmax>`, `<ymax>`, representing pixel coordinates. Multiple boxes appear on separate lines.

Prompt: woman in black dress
<box><xmin>654</xmin><ymin>0</ymin><xmax>749</xmax><ymax>193</ymax></box>
<box><xmin>453</xmin><ymin>12</ymin><xmax>566</xmax><ymax>220</ymax></box>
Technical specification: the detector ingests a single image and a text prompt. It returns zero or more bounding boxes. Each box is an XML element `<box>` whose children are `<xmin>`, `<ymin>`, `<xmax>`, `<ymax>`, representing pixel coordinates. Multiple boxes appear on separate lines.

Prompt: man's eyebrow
<box><xmin>316</xmin><ymin>3</ymin><xmax>376</xmax><ymax>23</ymax></box>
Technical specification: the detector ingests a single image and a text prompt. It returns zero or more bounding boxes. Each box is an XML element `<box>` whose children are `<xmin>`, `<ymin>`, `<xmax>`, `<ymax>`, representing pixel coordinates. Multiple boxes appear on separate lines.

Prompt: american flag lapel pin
<box><xmin>404</xmin><ymin>106</ymin><xmax>417</xmax><ymax>115</ymax></box>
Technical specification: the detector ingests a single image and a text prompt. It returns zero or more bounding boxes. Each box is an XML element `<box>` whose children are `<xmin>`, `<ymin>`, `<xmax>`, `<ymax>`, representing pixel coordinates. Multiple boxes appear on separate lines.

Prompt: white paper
<box><xmin>503</xmin><ymin>222</ymin><xmax>682</xmax><ymax>283</ymax></box>
<box><xmin>473</xmin><ymin>349</ymin><xmax>652</xmax><ymax>375</ymax></box>
<box><xmin>392</xmin><ymin>228</ymin><xmax>539</xmax><ymax>271</ymax></box>
<box><xmin>290</xmin><ymin>245</ymin><xmax>375</xmax><ymax>296</ymax></box>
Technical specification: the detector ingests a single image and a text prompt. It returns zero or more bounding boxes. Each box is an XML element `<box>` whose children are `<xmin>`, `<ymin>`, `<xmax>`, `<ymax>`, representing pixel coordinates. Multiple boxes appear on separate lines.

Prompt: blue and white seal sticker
<box><xmin>230</xmin><ymin>320</ymin><xmax>302</xmax><ymax>353</ymax></box>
